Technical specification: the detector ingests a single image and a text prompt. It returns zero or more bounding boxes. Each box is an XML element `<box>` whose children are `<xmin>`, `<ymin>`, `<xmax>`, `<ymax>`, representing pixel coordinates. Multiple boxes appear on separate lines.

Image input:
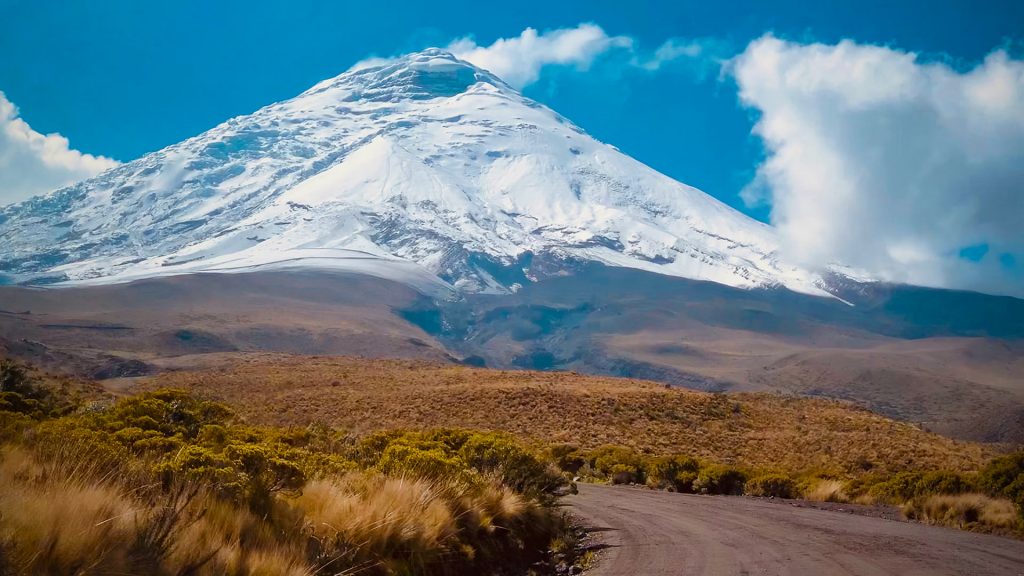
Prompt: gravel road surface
<box><xmin>567</xmin><ymin>483</ymin><xmax>1024</xmax><ymax>575</ymax></box>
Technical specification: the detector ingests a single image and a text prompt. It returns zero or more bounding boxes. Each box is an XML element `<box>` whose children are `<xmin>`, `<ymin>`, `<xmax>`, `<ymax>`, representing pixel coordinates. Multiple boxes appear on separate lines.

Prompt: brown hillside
<box><xmin>137</xmin><ymin>354</ymin><xmax>992</xmax><ymax>475</ymax></box>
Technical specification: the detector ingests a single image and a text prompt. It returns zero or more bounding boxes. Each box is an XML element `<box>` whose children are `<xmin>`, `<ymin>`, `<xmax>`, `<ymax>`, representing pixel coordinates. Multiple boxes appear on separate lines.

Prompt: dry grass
<box><xmin>902</xmin><ymin>493</ymin><xmax>1020</xmax><ymax>531</ymax></box>
<box><xmin>294</xmin><ymin>474</ymin><xmax>534</xmax><ymax>572</ymax></box>
<box><xmin>0</xmin><ymin>445</ymin><xmax>312</xmax><ymax>576</ymax></box>
<box><xmin>298</xmin><ymin>475</ymin><xmax>457</xmax><ymax>568</ymax></box>
<box><xmin>803</xmin><ymin>479</ymin><xmax>850</xmax><ymax>503</ymax></box>
<box><xmin>0</xmin><ymin>448</ymin><xmax>138</xmax><ymax>574</ymax></box>
<box><xmin>0</xmin><ymin>441</ymin><xmax>551</xmax><ymax>575</ymax></box>
<box><xmin>139</xmin><ymin>354</ymin><xmax>993</xmax><ymax>475</ymax></box>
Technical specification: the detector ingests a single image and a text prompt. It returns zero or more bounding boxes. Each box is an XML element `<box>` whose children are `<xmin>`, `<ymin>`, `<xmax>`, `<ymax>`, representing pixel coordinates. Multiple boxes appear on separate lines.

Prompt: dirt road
<box><xmin>567</xmin><ymin>484</ymin><xmax>1024</xmax><ymax>575</ymax></box>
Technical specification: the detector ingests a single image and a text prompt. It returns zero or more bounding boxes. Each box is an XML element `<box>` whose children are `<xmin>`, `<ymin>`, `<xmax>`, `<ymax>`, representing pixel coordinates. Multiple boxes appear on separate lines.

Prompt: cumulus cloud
<box><xmin>0</xmin><ymin>92</ymin><xmax>118</xmax><ymax>206</ymax></box>
<box><xmin>447</xmin><ymin>24</ymin><xmax>634</xmax><ymax>89</ymax></box>
<box><xmin>732</xmin><ymin>36</ymin><xmax>1024</xmax><ymax>295</ymax></box>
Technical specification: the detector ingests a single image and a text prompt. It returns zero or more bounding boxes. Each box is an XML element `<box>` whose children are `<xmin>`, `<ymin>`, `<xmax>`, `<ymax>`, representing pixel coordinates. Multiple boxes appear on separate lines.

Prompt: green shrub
<box><xmin>376</xmin><ymin>440</ymin><xmax>469</xmax><ymax>480</ymax></box>
<box><xmin>93</xmin><ymin>388</ymin><xmax>234</xmax><ymax>441</ymax></box>
<box><xmin>589</xmin><ymin>445</ymin><xmax>646</xmax><ymax>484</ymax></box>
<box><xmin>647</xmin><ymin>455</ymin><xmax>700</xmax><ymax>492</ymax></box>
<box><xmin>458</xmin><ymin>433</ymin><xmax>562</xmax><ymax>497</ymax></box>
<box><xmin>609</xmin><ymin>463</ymin><xmax>640</xmax><ymax>485</ymax></box>
<box><xmin>746</xmin><ymin>473</ymin><xmax>797</xmax><ymax>498</ymax></box>
<box><xmin>358</xmin><ymin>429</ymin><xmax>563</xmax><ymax>496</ymax></box>
<box><xmin>0</xmin><ymin>360</ymin><xmax>78</xmax><ymax>422</ymax></box>
<box><xmin>978</xmin><ymin>451</ymin><xmax>1024</xmax><ymax>519</ymax></box>
<box><xmin>868</xmin><ymin>472</ymin><xmax>925</xmax><ymax>503</ymax></box>
<box><xmin>550</xmin><ymin>443</ymin><xmax>585</xmax><ymax>474</ymax></box>
<box><xmin>693</xmin><ymin>464</ymin><xmax>746</xmax><ymax>495</ymax></box>
<box><xmin>917</xmin><ymin>471</ymin><xmax>975</xmax><ymax>495</ymax></box>
<box><xmin>868</xmin><ymin>471</ymin><xmax>976</xmax><ymax>504</ymax></box>
<box><xmin>0</xmin><ymin>411</ymin><xmax>33</xmax><ymax>442</ymax></box>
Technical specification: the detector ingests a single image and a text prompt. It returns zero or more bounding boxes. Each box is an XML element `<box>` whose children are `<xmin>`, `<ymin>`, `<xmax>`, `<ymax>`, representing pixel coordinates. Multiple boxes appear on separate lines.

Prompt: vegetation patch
<box><xmin>547</xmin><ymin>442</ymin><xmax>1023</xmax><ymax>536</ymax></box>
<box><xmin>2</xmin><ymin>356</ymin><xmax>1022</xmax><ymax>576</ymax></box>
<box><xmin>139</xmin><ymin>354</ymin><xmax>993</xmax><ymax>475</ymax></box>
<box><xmin>0</xmin><ymin>360</ymin><xmax>579</xmax><ymax>575</ymax></box>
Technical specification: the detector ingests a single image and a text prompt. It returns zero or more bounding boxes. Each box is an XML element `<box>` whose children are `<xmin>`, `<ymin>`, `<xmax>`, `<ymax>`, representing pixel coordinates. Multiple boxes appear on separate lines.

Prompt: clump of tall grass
<box><xmin>803</xmin><ymin>479</ymin><xmax>850</xmax><ymax>503</ymax></box>
<box><xmin>0</xmin><ymin>447</ymin><xmax>137</xmax><ymax>574</ymax></box>
<box><xmin>0</xmin><ymin>364</ymin><xmax>574</xmax><ymax>575</ymax></box>
<box><xmin>902</xmin><ymin>494</ymin><xmax>1019</xmax><ymax>531</ymax></box>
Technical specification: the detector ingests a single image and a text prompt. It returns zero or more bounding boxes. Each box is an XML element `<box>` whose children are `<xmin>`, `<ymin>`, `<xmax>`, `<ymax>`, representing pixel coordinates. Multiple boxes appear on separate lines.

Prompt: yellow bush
<box><xmin>746</xmin><ymin>473</ymin><xmax>797</xmax><ymax>498</ymax></box>
<box><xmin>902</xmin><ymin>493</ymin><xmax>1020</xmax><ymax>532</ymax></box>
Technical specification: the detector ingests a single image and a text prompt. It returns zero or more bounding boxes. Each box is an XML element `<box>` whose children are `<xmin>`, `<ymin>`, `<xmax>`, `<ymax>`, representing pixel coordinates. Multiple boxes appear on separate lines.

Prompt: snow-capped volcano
<box><xmin>0</xmin><ymin>49</ymin><xmax>851</xmax><ymax>296</ymax></box>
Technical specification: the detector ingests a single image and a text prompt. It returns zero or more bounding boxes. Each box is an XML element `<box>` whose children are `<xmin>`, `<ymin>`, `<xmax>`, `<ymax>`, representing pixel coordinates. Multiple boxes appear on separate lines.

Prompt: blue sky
<box><xmin>1</xmin><ymin>0</ymin><xmax>1022</xmax><ymax>294</ymax></box>
<box><xmin>1</xmin><ymin>0</ymin><xmax>1017</xmax><ymax>214</ymax></box>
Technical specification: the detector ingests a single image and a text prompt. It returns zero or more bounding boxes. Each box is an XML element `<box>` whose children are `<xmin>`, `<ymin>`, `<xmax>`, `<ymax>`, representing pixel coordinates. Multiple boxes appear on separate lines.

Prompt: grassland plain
<box><xmin>3</xmin><ymin>354</ymin><xmax>1023</xmax><ymax>576</ymax></box>
<box><xmin>138</xmin><ymin>353</ymin><xmax>993</xmax><ymax>476</ymax></box>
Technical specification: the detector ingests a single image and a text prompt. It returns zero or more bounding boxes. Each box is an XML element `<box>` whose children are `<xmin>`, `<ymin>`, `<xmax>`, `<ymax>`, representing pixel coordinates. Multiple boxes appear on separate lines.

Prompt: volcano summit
<box><xmin>0</xmin><ymin>49</ymin><xmax>857</xmax><ymax>297</ymax></box>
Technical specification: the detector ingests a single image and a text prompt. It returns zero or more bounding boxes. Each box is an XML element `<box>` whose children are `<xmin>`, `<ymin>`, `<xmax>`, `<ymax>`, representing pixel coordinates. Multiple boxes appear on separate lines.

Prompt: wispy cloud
<box><xmin>447</xmin><ymin>26</ymin><xmax>728</xmax><ymax>88</ymax></box>
<box><xmin>732</xmin><ymin>35</ymin><xmax>1024</xmax><ymax>295</ymax></box>
<box><xmin>0</xmin><ymin>92</ymin><xmax>118</xmax><ymax>206</ymax></box>
<box><xmin>446</xmin><ymin>24</ymin><xmax>634</xmax><ymax>89</ymax></box>
<box><xmin>349</xmin><ymin>24</ymin><xmax>715</xmax><ymax>90</ymax></box>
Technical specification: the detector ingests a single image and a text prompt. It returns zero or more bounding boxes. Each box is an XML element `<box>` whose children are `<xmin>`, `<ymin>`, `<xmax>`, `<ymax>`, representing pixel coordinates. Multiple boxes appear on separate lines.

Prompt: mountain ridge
<box><xmin>0</xmin><ymin>48</ymin><xmax>859</xmax><ymax>298</ymax></box>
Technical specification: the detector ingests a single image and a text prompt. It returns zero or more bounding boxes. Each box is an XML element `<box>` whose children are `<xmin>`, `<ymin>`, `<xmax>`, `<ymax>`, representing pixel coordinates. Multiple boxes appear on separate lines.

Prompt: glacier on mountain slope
<box><xmin>0</xmin><ymin>49</ymin><xmax>855</xmax><ymax>298</ymax></box>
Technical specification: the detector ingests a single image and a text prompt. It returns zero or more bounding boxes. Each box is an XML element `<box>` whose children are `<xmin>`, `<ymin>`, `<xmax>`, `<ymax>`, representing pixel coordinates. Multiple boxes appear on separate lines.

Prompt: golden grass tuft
<box><xmin>902</xmin><ymin>493</ymin><xmax>1019</xmax><ymax>531</ymax></box>
<box><xmin>803</xmin><ymin>479</ymin><xmax>850</xmax><ymax>503</ymax></box>
<box><xmin>0</xmin><ymin>443</ymin><xmax>554</xmax><ymax>575</ymax></box>
<box><xmin>0</xmin><ymin>447</ymin><xmax>139</xmax><ymax>574</ymax></box>
<box><xmin>297</xmin><ymin>475</ymin><xmax>457</xmax><ymax>564</ymax></box>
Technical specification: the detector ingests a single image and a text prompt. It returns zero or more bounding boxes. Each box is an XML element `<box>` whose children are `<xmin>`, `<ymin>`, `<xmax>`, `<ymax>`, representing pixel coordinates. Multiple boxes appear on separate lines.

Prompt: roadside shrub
<box><xmin>358</xmin><ymin>429</ymin><xmax>563</xmax><ymax>498</ymax></box>
<box><xmin>803</xmin><ymin>478</ymin><xmax>849</xmax><ymax>503</ymax></box>
<box><xmin>458</xmin><ymin>432</ymin><xmax>563</xmax><ymax>497</ymax></box>
<box><xmin>849</xmin><ymin>470</ymin><xmax>976</xmax><ymax>505</ymax></box>
<box><xmin>746</xmin><ymin>473</ymin><xmax>797</xmax><ymax>498</ymax></box>
<box><xmin>550</xmin><ymin>443</ymin><xmax>585</xmax><ymax>474</ymax></box>
<box><xmin>646</xmin><ymin>455</ymin><xmax>700</xmax><ymax>492</ymax></box>
<box><xmin>589</xmin><ymin>445</ymin><xmax>646</xmax><ymax>484</ymax></box>
<box><xmin>0</xmin><ymin>384</ymin><xmax>575</xmax><ymax>576</ymax></box>
<box><xmin>902</xmin><ymin>493</ymin><xmax>1020</xmax><ymax>532</ymax></box>
<box><xmin>693</xmin><ymin>464</ymin><xmax>746</xmax><ymax>495</ymax></box>
<box><xmin>978</xmin><ymin>452</ymin><xmax>1024</xmax><ymax>495</ymax></box>
<box><xmin>917</xmin><ymin>470</ymin><xmax>975</xmax><ymax>495</ymax></box>
<box><xmin>977</xmin><ymin>451</ymin><xmax>1024</xmax><ymax>519</ymax></box>
<box><xmin>609</xmin><ymin>463</ymin><xmax>640</xmax><ymax>485</ymax></box>
<box><xmin>867</xmin><ymin>472</ymin><xmax>925</xmax><ymax>503</ymax></box>
<box><xmin>376</xmin><ymin>440</ymin><xmax>469</xmax><ymax>481</ymax></box>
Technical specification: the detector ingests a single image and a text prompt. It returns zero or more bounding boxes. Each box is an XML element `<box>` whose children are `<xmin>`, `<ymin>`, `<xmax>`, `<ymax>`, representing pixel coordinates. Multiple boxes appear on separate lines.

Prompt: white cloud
<box><xmin>638</xmin><ymin>39</ymin><xmax>706</xmax><ymax>71</ymax></box>
<box><xmin>347</xmin><ymin>56</ymin><xmax>394</xmax><ymax>73</ymax></box>
<box><xmin>732</xmin><ymin>36</ymin><xmax>1024</xmax><ymax>295</ymax></box>
<box><xmin>0</xmin><ymin>91</ymin><xmax>118</xmax><ymax>207</ymax></box>
<box><xmin>447</xmin><ymin>24</ymin><xmax>634</xmax><ymax>89</ymax></box>
<box><xmin>346</xmin><ymin>25</ymin><xmax>712</xmax><ymax>90</ymax></box>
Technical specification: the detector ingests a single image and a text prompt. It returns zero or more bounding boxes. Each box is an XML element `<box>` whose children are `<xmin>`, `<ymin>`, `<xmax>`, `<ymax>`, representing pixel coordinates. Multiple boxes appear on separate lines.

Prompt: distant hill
<box><xmin>136</xmin><ymin>353</ymin><xmax>993</xmax><ymax>475</ymax></box>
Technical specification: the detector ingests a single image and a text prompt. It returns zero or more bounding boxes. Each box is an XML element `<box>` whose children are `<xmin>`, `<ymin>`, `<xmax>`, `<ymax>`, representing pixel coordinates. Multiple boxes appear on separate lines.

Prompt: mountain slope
<box><xmin>0</xmin><ymin>49</ymin><xmax>852</xmax><ymax>296</ymax></box>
